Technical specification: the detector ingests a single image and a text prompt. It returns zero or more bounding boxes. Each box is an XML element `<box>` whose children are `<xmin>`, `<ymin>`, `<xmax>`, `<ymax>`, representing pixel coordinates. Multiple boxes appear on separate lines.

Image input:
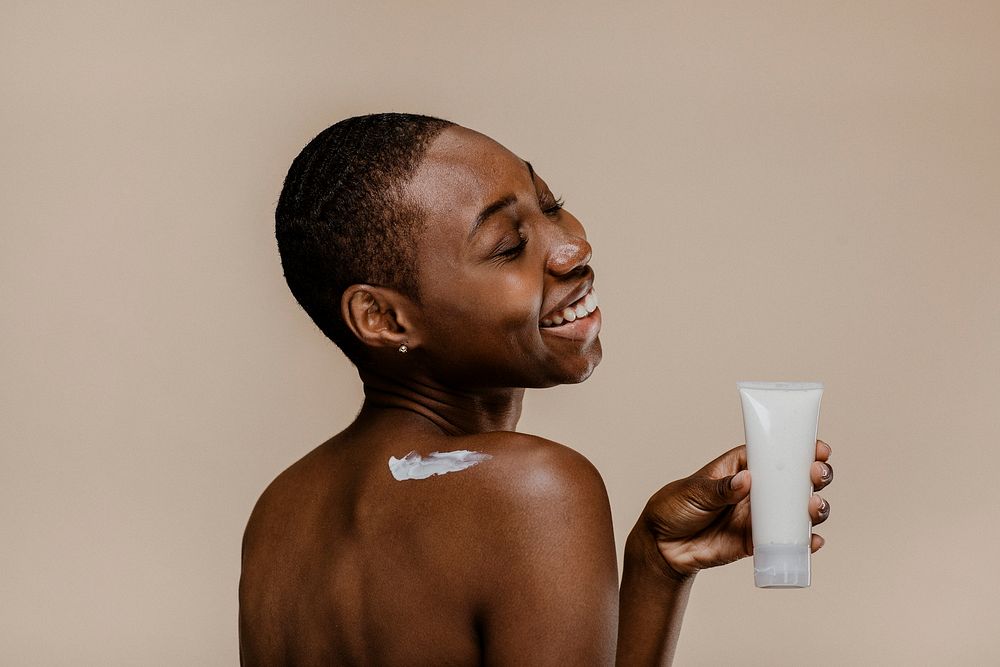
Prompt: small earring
<box><xmin>398</xmin><ymin>343</ymin><xmax>409</xmax><ymax>354</ymax></box>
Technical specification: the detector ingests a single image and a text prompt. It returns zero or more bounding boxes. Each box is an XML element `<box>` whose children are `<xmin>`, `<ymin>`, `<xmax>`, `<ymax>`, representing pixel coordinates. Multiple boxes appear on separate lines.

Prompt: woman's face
<box><xmin>404</xmin><ymin>126</ymin><xmax>602</xmax><ymax>389</ymax></box>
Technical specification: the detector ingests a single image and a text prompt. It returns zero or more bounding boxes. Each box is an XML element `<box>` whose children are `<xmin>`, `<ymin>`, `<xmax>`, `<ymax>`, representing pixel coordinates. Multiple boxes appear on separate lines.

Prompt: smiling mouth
<box><xmin>540</xmin><ymin>288</ymin><xmax>599</xmax><ymax>327</ymax></box>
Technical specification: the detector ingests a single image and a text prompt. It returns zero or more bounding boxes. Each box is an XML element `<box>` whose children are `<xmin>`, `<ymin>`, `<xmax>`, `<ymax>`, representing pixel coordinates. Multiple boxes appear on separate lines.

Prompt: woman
<box><xmin>239</xmin><ymin>113</ymin><xmax>834</xmax><ymax>665</ymax></box>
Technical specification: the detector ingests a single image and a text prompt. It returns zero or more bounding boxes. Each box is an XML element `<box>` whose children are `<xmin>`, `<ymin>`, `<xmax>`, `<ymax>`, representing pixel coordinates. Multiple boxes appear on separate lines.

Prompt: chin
<box><xmin>551</xmin><ymin>339</ymin><xmax>603</xmax><ymax>386</ymax></box>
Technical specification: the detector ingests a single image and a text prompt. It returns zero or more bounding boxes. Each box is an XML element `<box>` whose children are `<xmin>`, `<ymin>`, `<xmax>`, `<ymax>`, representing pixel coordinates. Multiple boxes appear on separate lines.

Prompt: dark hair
<box><xmin>275</xmin><ymin>113</ymin><xmax>454</xmax><ymax>362</ymax></box>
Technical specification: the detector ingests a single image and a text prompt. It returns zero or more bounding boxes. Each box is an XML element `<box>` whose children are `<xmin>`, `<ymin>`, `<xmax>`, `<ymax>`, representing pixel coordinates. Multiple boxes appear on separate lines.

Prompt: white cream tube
<box><xmin>738</xmin><ymin>381</ymin><xmax>824</xmax><ymax>588</ymax></box>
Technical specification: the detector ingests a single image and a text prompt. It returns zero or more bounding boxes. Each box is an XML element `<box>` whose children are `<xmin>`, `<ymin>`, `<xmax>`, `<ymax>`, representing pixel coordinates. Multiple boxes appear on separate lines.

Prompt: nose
<box><xmin>546</xmin><ymin>229</ymin><xmax>592</xmax><ymax>277</ymax></box>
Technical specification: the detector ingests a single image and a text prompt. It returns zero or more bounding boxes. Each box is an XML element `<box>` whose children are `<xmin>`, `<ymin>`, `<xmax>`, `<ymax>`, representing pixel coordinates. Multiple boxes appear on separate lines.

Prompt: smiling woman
<box><xmin>238</xmin><ymin>113</ymin><xmax>834</xmax><ymax>666</ymax></box>
<box><xmin>397</xmin><ymin>124</ymin><xmax>604</xmax><ymax>389</ymax></box>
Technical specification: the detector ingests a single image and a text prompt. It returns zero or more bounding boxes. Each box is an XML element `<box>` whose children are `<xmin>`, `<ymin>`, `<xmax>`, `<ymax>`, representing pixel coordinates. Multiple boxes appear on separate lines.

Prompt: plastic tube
<box><xmin>737</xmin><ymin>381</ymin><xmax>824</xmax><ymax>588</ymax></box>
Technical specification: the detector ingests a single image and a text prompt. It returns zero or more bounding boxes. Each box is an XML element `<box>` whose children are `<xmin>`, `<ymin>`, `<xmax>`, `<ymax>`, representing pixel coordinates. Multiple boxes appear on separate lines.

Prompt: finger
<box><xmin>687</xmin><ymin>469</ymin><xmax>751</xmax><ymax>513</ymax></box>
<box><xmin>697</xmin><ymin>445</ymin><xmax>748</xmax><ymax>478</ymax></box>
<box><xmin>815</xmin><ymin>440</ymin><xmax>832</xmax><ymax>462</ymax></box>
<box><xmin>811</xmin><ymin>461</ymin><xmax>834</xmax><ymax>490</ymax></box>
<box><xmin>730</xmin><ymin>469</ymin><xmax>751</xmax><ymax>499</ymax></box>
<box><xmin>714</xmin><ymin>469</ymin><xmax>751</xmax><ymax>506</ymax></box>
<box><xmin>809</xmin><ymin>495</ymin><xmax>831</xmax><ymax>525</ymax></box>
<box><xmin>810</xmin><ymin>533</ymin><xmax>825</xmax><ymax>553</ymax></box>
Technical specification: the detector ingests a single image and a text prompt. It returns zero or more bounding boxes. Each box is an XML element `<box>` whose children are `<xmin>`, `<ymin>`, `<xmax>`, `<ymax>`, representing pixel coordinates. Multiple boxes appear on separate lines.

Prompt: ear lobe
<box><xmin>341</xmin><ymin>285</ymin><xmax>415</xmax><ymax>351</ymax></box>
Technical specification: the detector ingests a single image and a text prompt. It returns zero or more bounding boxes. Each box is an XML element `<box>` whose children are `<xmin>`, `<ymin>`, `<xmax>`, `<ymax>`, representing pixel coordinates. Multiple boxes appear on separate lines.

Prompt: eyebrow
<box><xmin>468</xmin><ymin>160</ymin><xmax>536</xmax><ymax>239</ymax></box>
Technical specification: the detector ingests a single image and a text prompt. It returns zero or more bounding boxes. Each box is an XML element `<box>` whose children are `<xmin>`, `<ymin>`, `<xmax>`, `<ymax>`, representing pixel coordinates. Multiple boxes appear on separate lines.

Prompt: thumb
<box><xmin>687</xmin><ymin>469</ymin><xmax>750</xmax><ymax>513</ymax></box>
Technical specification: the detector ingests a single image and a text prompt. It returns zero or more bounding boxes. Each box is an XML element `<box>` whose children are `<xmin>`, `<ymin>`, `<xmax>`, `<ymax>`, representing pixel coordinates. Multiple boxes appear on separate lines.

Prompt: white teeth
<box><xmin>540</xmin><ymin>287</ymin><xmax>599</xmax><ymax>327</ymax></box>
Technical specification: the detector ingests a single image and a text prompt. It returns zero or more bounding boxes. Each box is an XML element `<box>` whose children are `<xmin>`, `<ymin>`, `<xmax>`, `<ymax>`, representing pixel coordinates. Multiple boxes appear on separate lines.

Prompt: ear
<box><xmin>341</xmin><ymin>284</ymin><xmax>422</xmax><ymax>352</ymax></box>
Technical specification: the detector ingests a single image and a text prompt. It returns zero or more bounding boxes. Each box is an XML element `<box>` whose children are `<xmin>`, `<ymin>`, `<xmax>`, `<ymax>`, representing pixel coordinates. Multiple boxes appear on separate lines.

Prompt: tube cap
<box><xmin>753</xmin><ymin>544</ymin><xmax>811</xmax><ymax>588</ymax></box>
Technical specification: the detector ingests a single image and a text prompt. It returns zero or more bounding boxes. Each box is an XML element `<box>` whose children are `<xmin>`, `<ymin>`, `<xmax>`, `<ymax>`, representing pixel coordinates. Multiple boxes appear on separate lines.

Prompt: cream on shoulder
<box><xmin>387</xmin><ymin>450</ymin><xmax>493</xmax><ymax>481</ymax></box>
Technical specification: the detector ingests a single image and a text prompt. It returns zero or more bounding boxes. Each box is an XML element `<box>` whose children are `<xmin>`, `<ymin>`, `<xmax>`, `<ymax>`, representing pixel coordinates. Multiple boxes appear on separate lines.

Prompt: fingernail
<box><xmin>731</xmin><ymin>470</ymin><xmax>748</xmax><ymax>490</ymax></box>
<box><xmin>820</xmin><ymin>463</ymin><xmax>831</xmax><ymax>480</ymax></box>
<box><xmin>818</xmin><ymin>498</ymin><xmax>829</xmax><ymax>515</ymax></box>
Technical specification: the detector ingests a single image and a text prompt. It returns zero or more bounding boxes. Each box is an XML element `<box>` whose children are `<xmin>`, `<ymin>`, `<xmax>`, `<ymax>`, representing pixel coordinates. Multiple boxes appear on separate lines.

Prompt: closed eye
<box><xmin>541</xmin><ymin>195</ymin><xmax>564</xmax><ymax>217</ymax></box>
<box><xmin>491</xmin><ymin>232</ymin><xmax>528</xmax><ymax>263</ymax></box>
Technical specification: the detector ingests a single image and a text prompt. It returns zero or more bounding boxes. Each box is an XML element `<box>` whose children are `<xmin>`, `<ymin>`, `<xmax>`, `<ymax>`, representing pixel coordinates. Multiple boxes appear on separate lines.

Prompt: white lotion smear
<box><xmin>738</xmin><ymin>381</ymin><xmax>824</xmax><ymax>588</ymax></box>
<box><xmin>387</xmin><ymin>450</ymin><xmax>493</xmax><ymax>481</ymax></box>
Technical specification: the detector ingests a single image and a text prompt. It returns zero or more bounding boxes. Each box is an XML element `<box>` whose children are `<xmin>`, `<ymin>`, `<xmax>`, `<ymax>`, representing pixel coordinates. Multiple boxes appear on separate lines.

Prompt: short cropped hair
<box><xmin>275</xmin><ymin>113</ymin><xmax>454</xmax><ymax>363</ymax></box>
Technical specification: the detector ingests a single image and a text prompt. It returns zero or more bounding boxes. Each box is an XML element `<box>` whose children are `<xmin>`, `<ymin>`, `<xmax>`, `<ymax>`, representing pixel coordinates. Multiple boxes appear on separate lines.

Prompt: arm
<box><xmin>616</xmin><ymin>526</ymin><xmax>694</xmax><ymax>666</ymax></box>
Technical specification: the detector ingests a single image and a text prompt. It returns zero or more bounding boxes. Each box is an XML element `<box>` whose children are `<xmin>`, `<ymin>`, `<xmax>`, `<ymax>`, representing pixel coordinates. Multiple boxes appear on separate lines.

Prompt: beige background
<box><xmin>3</xmin><ymin>1</ymin><xmax>998</xmax><ymax>664</ymax></box>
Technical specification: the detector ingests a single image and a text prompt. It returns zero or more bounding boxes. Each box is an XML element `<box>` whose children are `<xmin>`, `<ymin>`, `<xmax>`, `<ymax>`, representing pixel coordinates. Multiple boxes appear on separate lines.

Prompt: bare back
<box><xmin>239</xmin><ymin>415</ymin><xmax>617</xmax><ymax>666</ymax></box>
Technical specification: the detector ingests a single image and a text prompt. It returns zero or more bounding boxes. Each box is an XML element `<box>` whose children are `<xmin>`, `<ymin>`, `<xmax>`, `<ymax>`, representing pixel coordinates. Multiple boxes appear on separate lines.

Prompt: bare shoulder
<box><xmin>461</xmin><ymin>431</ymin><xmax>610</xmax><ymax>508</ymax></box>
<box><xmin>450</xmin><ymin>431</ymin><xmax>615</xmax><ymax>561</ymax></box>
<box><xmin>240</xmin><ymin>444</ymin><xmax>328</xmax><ymax>552</ymax></box>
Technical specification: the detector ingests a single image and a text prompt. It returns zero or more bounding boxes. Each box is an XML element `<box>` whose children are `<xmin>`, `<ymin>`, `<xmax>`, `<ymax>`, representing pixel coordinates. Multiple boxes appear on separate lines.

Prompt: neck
<box><xmin>357</xmin><ymin>368</ymin><xmax>525</xmax><ymax>436</ymax></box>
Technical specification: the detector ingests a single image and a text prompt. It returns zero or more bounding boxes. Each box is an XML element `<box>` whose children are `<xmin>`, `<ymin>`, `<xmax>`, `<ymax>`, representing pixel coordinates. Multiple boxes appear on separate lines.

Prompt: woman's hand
<box><xmin>639</xmin><ymin>440</ymin><xmax>834</xmax><ymax>580</ymax></box>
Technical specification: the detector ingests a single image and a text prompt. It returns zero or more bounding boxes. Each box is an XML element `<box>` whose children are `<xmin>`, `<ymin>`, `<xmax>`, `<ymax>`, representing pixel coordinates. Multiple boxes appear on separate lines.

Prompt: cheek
<box><xmin>492</xmin><ymin>272</ymin><xmax>541</xmax><ymax>328</ymax></box>
<box><xmin>423</xmin><ymin>270</ymin><xmax>541</xmax><ymax>343</ymax></box>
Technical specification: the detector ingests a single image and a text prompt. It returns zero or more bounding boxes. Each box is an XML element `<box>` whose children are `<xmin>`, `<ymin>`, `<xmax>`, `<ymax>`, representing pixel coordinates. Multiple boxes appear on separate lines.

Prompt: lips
<box><xmin>540</xmin><ymin>287</ymin><xmax>599</xmax><ymax>327</ymax></box>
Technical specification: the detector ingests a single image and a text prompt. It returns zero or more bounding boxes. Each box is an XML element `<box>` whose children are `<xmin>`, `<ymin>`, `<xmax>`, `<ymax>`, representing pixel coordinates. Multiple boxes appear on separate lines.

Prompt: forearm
<box><xmin>616</xmin><ymin>522</ymin><xmax>694</xmax><ymax>667</ymax></box>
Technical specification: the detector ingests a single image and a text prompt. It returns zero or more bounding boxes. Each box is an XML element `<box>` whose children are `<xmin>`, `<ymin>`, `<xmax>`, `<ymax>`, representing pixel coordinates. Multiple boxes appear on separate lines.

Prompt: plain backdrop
<box><xmin>3</xmin><ymin>1</ymin><xmax>998</xmax><ymax>664</ymax></box>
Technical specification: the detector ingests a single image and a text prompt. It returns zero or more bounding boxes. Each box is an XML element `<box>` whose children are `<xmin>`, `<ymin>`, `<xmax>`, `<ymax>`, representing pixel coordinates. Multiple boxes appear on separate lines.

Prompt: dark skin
<box><xmin>239</xmin><ymin>126</ymin><xmax>834</xmax><ymax>666</ymax></box>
